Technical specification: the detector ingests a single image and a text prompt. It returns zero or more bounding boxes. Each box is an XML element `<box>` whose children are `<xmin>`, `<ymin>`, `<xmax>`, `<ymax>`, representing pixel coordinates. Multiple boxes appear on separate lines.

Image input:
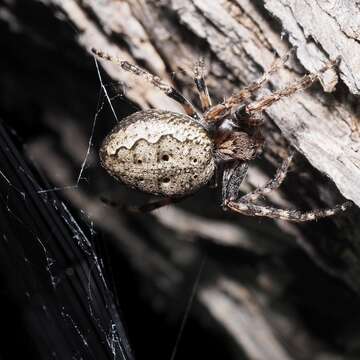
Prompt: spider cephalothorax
<box><xmin>92</xmin><ymin>48</ymin><xmax>351</xmax><ymax>221</ymax></box>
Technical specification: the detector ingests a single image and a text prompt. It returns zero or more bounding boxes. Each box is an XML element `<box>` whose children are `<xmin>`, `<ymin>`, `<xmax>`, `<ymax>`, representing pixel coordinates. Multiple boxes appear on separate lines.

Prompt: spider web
<box><xmin>35</xmin><ymin>58</ymin><xmax>119</xmax><ymax>194</ymax></box>
<box><xmin>0</xmin><ymin>118</ymin><xmax>134</xmax><ymax>359</ymax></box>
<box><xmin>0</xmin><ymin>54</ymin><xmax>205</xmax><ymax>360</ymax></box>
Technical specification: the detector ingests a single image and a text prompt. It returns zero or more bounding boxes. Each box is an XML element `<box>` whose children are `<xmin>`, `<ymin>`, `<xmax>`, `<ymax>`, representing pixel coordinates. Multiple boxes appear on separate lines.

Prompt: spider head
<box><xmin>204</xmin><ymin>104</ymin><xmax>264</xmax><ymax>163</ymax></box>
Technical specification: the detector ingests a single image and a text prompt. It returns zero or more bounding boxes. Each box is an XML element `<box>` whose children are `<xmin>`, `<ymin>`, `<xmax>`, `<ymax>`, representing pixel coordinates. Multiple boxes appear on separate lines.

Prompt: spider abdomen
<box><xmin>100</xmin><ymin>109</ymin><xmax>215</xmax><ymax>196</ymax></box>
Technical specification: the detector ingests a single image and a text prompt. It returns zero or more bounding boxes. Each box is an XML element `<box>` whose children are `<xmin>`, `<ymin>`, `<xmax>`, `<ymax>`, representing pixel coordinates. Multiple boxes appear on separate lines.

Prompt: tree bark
<box><xmin>1</xmin><ymin>1</ymin><xmax>360</xmax><ymax>359</ymax></box>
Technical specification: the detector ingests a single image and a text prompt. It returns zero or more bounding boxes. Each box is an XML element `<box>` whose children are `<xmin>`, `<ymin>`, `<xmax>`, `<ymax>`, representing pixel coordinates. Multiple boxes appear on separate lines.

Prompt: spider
<box><xmin>92</xmin><ymin>48</ymin><xmax>351</xmax><ymax>222</ymax></box>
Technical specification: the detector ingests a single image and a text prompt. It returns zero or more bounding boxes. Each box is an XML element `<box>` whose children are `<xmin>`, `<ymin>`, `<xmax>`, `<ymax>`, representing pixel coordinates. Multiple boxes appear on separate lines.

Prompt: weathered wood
<box><xmin>265</xmin><ymin>0</ymin><xmax>360</xmax><ymax>94</ymax></box>
<box><xmin>2</xmin><ymin>1</ymin><xmax>360</xmax><ymax>359</ymax></box>
<box><xmin>44</xmin><ymin>0</ymin><xmax>360</xmax><ymax>281</ymax></box>
<box><xmin>47</xmin><ymin>0</ymin><xmax>360</xmax><ymax>208</ymax></box>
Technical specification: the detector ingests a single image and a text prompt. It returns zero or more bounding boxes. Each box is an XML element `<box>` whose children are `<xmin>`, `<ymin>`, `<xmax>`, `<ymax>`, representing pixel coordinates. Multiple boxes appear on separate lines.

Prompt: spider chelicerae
<box><xmin>92</xmin><ymin>47</ymin><xmax>351</xmax><ymax>222</ymax></box>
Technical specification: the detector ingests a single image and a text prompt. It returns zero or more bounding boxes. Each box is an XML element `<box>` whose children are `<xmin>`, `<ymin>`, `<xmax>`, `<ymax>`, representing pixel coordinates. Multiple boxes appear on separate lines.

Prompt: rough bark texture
<box><xmin>1</xmin><ymin>1</ymin><xmax>360</xmax><ymax>360</ymax></box>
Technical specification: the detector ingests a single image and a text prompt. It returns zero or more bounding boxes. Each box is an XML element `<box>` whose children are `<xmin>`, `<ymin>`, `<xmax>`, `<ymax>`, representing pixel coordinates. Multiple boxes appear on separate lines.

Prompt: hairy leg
<box><xmin>240</xmin><ymin>150</ymin><xmax>294</xmax><ymax>203</ymax></box>
<box><xmin>204</xmin><ymin>49</ymin><xmax>294</xmax><ymax>124</ymax></box>
<box><xmin>194</xmin><ymin>57</ymin><xmax>212</xmax><ymax>112</ymax></box>
<box><xmin>246</xmin><ymin>58</ymin><xmax>339</xmax><ymax>114</ymax></box>
<box><xmin>92</xmin><ymin>48</ymin><xmax>200</xmax><ymax>119</ymax></box>
<box><xmin>224</xmin><ymin>200</ymin><xmax>352</xmax><ymax>222</ymax></box>
<box><xmin>221</xmin><ymin>161</ymin><xmax>249</xmax><ymax>206</ymax></box>
<box><xmin>228</xmin><ymin>48</ymin><xmax>295</xmax><ymax>107</ymax></box>
<box><xmin>222</xmin><ymin>149</ymin><xmax>352</xmax><ymax>222</ymax></box>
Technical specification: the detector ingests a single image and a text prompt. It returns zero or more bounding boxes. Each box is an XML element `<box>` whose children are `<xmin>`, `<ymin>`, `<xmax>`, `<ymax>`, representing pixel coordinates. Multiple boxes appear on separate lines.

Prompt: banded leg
<box><xmin>221</xmin><ymin>161</ymin><xmax>249</xmax><ymax>206</ymax></box>
<box><xmin>194</xmin><ymin>57</ymin><xmax>212</xmax><ymax>111</ymax></box>
<box><xmin>240</xmin><ymin>150</ymin><xmax>294</xmax><ymax>203</ymax></box>
<box><xmin>91</xmin><ymin>48</ymin><xmax>200</xmax><ymax>119</ymax></box>
<box><xmin>101</xmin><ymin>196</ymin><xmax>183</xmax><ymax>213</ymax></box>
<box><xmin>223</xmin><ymin>148</ymin><xmax>352</xmax><ymax>221</ymax></box>
<box><xmin>204</xmin><ymin>49</ymin><xmax>294</xmax><ymax>124</ymax></box>
<box><xmin>225</xmin><ymin>200</ymin><xmax>352</xmax><ymax>222</ymax></box>
<box><xmin>246</xmin><ymin>58</ymin><xmax>339</xmax><ymax>114</ymax></box>
<box><xmin>227</xmin><ymin>48</ymin><xmax>295</xmax><ymax>107</ymax></box>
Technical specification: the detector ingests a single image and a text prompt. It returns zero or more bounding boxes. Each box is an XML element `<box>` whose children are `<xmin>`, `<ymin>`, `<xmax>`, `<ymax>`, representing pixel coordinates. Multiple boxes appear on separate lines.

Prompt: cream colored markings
<box><xmin>105</xmin><ymin>113</ymin><xmax>207</xmax><ymax>151</ymax></box>
<box><xmin>106</xmin><ymin>135</ymin><xmax>214</xmax><ymax>196</ymax></box>
<box><xmin>100</xmin><ymin>110</ymin><xmax>215</xmax><ymax>196</ymax></box>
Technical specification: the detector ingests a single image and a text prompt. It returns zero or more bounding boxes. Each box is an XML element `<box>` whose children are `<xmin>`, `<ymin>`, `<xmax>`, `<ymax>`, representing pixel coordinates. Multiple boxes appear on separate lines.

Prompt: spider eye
<box><xmin>162</xmin><ymin>154</ymin><xmax>170</xmax><ymax>161</ymax></box>
<box><xmin>233</xmin><ymin>104</ymin><xmax>247</xmax><ymax>121</ymax></box>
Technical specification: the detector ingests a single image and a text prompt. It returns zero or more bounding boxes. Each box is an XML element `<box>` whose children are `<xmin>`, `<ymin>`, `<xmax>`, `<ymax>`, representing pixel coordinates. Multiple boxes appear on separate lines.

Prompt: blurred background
<box><xmin>1</xmin><ymin>1</ymin><xmax>360</xmax><ymax>359</ymax></box>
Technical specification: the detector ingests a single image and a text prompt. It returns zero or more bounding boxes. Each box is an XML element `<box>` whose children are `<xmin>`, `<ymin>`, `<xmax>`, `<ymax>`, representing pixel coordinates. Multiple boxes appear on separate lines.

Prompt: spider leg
<box><xmin>221</xmin><ymin>161</ymin><xmax>249</xmax><ymax>207</ymax></box>
<box><xmin>91</xmin><ymin>48</ymin><xmax>200</xmax><ymax>119</ymax></box>
<box><xmin>194</xmin><ymin>57</ymin><xmax>212</xmax><ymax>112</ymax></box>
<box><xmin>222</xmin><ymin>149</ymin><xmax>352</xmax><ymax>222</ymax></box>
<box><xmin>240</xmin><ymin>150</ymin><xmax>294</xmax><ymax>203</ymax></box>
<box><xmin>204</xmin><ymin>49</ymin><xmax>294</xmax><ymax>125</ymax></box>
<box><xmin>224</xmin><ymin>200</ymin><xmax>352</xmax><ymax>222</ymax></box>
<box><xmin>228</xmin><ymin>48</ymin><xmax>295</xmax><ymax>106</ymax></box>
<box><xmin>101</xmin><ymin>195</ymin><xmax>183</xmax><ymax>213</ymax></box>
<box><xmin>246</xmin><ymin>58</ymin><xmax>339</xmax><ymax>114</ymax></box>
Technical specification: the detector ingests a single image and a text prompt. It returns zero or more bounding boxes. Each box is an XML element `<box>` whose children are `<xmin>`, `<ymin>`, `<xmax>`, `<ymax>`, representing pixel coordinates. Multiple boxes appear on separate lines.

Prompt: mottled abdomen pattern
<box><xmin>100</xmin><ymin>109</ymin><xmax>215</xmax><ymax>196</ymax></box>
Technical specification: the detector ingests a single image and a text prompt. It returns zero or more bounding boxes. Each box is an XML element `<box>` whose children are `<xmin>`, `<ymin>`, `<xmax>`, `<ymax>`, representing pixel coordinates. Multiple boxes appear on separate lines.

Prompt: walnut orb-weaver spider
<box><xmin>92</xmin><ymin>48</ymin><xmax>351</xmax><ymax>222</ymax></box>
